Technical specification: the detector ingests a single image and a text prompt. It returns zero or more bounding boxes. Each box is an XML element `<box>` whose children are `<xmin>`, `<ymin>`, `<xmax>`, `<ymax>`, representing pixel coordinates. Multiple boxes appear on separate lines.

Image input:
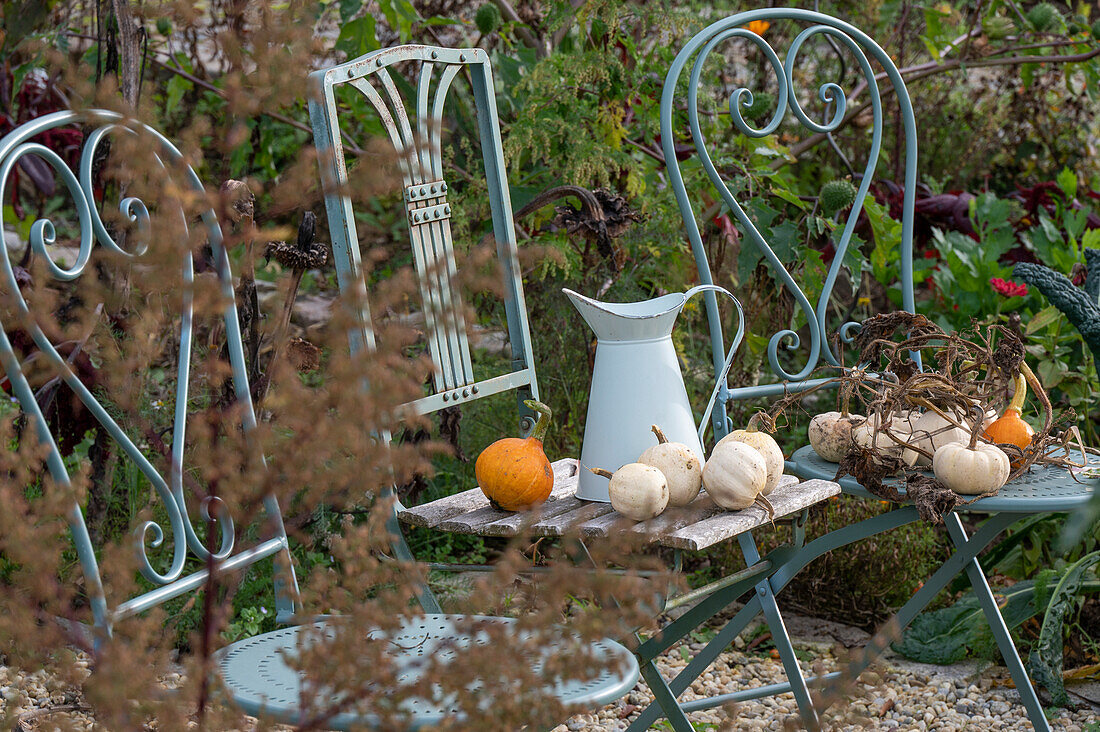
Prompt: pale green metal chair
<box><xmin>656</xmin><ymin>9</ymin><xmax>1096</xmax><ymax>732</ymax></box>
<box><xmin>308</xmin><ymin>44</ymin><xmax>640</xmax><ymax>725</ymax></box>
<box><xmin>0</xmin><ymin>109</ymin><xmax>636</xmax><ymax>729</ymax></box>
<box><xmin>0</xmin><ymin>110</ymin><xmax>302</xmax><ymax>641</ymax></box>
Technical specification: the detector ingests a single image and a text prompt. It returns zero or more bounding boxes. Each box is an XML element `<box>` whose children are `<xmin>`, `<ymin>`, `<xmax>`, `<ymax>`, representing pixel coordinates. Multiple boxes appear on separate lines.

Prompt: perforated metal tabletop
<box><xmin>790</xmin><ymin>444</ymin><xmax>1098</xmax><ymax>513</ymax></box>
<box><xmin>216</xmin><ymin>614</ymin><xmax>639</xmax><ymax>730</ymax></box>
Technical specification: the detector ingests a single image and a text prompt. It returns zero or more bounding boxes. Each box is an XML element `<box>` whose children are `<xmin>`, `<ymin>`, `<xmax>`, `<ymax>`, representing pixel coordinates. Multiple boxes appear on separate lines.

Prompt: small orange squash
<box><xmin>984</xmin><ymin>369</ymin><xmax>1035</xmax><ymax>455</ymax></box>
<box><xmin>475</xmin><ymin>399</ymin><xmax>554</xmax><ymax>511</ymax></box>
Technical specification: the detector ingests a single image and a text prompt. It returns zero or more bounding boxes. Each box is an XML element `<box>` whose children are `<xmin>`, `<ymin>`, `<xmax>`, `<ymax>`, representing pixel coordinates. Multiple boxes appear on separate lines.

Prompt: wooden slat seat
<box><xmin>399</xmin><ymin>459</ymin><xmax>840</xmax><ymax>551</ymax></box>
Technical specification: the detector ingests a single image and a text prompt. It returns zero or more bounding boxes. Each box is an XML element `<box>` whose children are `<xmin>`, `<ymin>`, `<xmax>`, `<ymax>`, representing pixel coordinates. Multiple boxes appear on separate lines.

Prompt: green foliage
<box><xmin>898</xmin><ymin>511</ymin><xmax>1100</xmax><ymax>708</ymax></box>
<box><xmin>926</xmin><ymin>194</ymin><xmax>1021</xmax><ymax>329</ymax></box>
<box><xmin>1028</xmin><ymin>551</ymin><xmax>1100</xmax><ymax>705</ymax></box>
<box><xmin>749</xmin><ymin>496</ymin><xmax>947</xmax><ymax>629</ymax></box>
<box><xmin>984</xmin><ymin>15</ymin><xmax>1013</xmax><ymax>41</ymax></box>
<box><xmin>742</xmin><ymin>91</ymin><xmax>774</xmax><ymax>122</ymax></box>
<box><xmin>221</xmin><ymin>606</ymin><xmax>271</xmax><ymax>643</ymax></box>
<box><xmin>1026</xmin><ymin>3</ymin><xmax>1062</xmax><ymax>32</ymax></box>
<box><xmin>475</xmin><ymin>3</ymin><xmax>502</xmax><ymax>35</ymax></box>
<box><xmin>895</xmin><ymin>574</ymin><xmax>1100</xmax><ymax>665</ymax></box>
<box><xmin>819</xmin><ymin>179</ymin><xmax>857</xmax><ymax>217</ymax></box>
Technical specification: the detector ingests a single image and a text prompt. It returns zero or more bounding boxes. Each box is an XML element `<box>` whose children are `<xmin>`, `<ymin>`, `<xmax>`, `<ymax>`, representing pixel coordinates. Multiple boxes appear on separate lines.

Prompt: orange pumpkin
<box><xmin>984</xmin><ymin>370</ymin><xmax>1034</xmax><ymax>456</ymax></box>
<box><xmin>475</xmin><ymin>399</ymin><xmax>554</xmax><ymax>511</ymax></box>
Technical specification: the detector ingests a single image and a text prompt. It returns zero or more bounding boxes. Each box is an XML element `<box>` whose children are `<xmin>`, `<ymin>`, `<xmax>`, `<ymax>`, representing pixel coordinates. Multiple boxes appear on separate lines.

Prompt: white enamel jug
<box><xmin>564</xmin><ymin>285</ymin><xmax>745</xmax><ymax>502</ymax></box>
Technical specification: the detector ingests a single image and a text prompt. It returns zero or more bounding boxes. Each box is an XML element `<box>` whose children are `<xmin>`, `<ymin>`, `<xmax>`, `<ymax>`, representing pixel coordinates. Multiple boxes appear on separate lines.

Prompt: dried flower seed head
<box><xmin>286</xmin><ymin>337</ymin><xmax>321</xmax><ymax>372</ymax></box>
<box><xmin>266</xmin><ymin>239</ymin><xmax>327</xmax><ymax>270</ymax></box>
<box><xmin>991</xmin><ymin>326</ymin><xmax>1025</xmax><ymax>375</ymax></box>
<box><xmin>266</xmin><ymin>212</ymin><xmax>327</xmax><ymax>271</ymax></box>
<box><xmin>220</xmin><ymin>179</ymin><xmax>255</xmax><ymax>223</ymax></box>
<box><xmin>554</xmin><ymin>188</ymin><xmax>640</xmax><ymax>241</ymax></box>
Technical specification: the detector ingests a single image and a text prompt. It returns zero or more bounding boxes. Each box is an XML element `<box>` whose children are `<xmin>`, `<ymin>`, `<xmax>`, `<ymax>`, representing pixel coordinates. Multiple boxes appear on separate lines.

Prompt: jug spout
<box><xmin>563</xmin><ymin>288</ymin><xmax>688</xmax><ymax>341</ymax></box>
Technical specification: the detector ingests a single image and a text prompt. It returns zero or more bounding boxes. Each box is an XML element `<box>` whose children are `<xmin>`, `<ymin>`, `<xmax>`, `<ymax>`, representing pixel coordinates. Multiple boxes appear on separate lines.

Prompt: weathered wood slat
<box><xmin>530</xmin><ymin>500</ymin><xmax>615</xmax><ymax>536</ymax></box>
<box><xmin>627</xmin><ymin>474</ymin><xmax>801</xmax><ymax>537</ymax></box>
<box><xmin>661</xmin><ymin>478</ymin><xmax>840</xmax><ymax>551</ymax></box>
<box><xmin>579</xmin><ymin>510</ymin><xmax>638</xmax><ymax>538</ymax></box>
<box><xmin>472</xmin><ymin>492</ymin><xmax>592</xmax><ymax>537</ymax></box>
<box><xmin>399</xmin><ymin>458</ymin><xmax>578</xmax><ymax>528</ymax></box>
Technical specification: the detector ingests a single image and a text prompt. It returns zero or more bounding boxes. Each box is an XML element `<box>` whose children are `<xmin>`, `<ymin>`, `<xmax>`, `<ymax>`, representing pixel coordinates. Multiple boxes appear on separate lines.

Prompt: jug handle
<box><xmin>683</xmin><ymin>285</ymin><xmax>745</xmax><ymax>446</ymax></box>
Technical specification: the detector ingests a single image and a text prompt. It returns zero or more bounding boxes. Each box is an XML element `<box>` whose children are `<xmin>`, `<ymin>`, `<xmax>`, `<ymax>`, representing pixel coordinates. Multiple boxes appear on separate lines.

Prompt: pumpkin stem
<box><xmin>1019</xmin><ymin>361</ymin><xmax>1052</xmax><ymax>437</ymax></box>
<box><xmin>754</xmin><ymin>494</ymin><xmax>776</xmax><ymax>523</ymax></box>
<box><xmin>966</xmin><ymin>403</ymin><xmax>985</xmax><ymax>450</ymax></box>
<box><xmin>1005</xmin><ymin>371</ymin><xmax>1028</xmax><ymax>414</ymax></box>
<box><xmin>587</xmin><ymin>466</ymin><xmax>615</xmax><ymax>480</ymax></box>
<box><xmin>524</xmin><ymin>399</ymin><xmax>553</xmax><ymax>442</ymax></box>
<box><xmin>651</xmin><ymin>424</ymin><xmax>668</xmax><ymax>444</ymax></box>
<box><xmin>746</xmin><ymin>412</ymin><xmax>762</xmax><ymax>432</ymax></box>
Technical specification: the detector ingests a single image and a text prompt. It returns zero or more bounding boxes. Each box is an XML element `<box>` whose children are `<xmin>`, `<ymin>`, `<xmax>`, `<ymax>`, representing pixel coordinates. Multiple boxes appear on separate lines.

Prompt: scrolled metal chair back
<box><xmin>0</xmin><ymin>110</ymin><xmax>299</xmax><ymax>640</ymax></box>
<box><xmin>661</xmin><ymin>9</ymin><xmax>918</xmax><ymax>438</ymax></box>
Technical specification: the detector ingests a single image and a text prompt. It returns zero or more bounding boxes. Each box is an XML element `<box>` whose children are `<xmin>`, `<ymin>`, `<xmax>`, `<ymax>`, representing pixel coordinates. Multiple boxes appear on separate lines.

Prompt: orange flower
<box><xmin>744</xmin><ymin>20</ymin><xmax>771</xmax><ymax>36</ymax></box>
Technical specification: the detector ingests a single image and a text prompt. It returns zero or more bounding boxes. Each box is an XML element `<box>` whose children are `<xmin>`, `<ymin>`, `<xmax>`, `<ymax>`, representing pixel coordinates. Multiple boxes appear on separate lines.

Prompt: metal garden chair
<box><xmin>0</xmin><ymin>109</ymin><xmax>637</xmax><ymax>730</ymax></box>
<box><xmin>309</xmin><ymin>43</ymin><xmax>850</xmax><ymax>732</ymax></box>
<box><xmin>308</xmin><ymin>44</ymin><xmax>643</xmax><ymax>723</ymax></box>
<box><xmin>662</xmin><ymin>9</ymin><xmax>1097</xmax><ymax>732</ymax></box>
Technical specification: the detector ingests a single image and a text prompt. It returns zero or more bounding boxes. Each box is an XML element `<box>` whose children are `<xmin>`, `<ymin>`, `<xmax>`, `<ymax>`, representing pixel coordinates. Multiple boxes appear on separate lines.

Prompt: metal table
<box><xmin>787</xmin><ymin>445</ymin><xmax>1099</xmax><ymax>732</ymax></box>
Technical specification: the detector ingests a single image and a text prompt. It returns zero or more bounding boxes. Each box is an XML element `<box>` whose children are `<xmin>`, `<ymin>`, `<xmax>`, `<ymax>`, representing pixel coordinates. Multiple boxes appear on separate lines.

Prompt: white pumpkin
<box><xmin>903</xmin><ymin>408</ymin><xmax>993</xmax><ymax>467</ymax></box>
<box><xmin>808</xmin><ymin>411</ymin><xmax>865</xmax><ymax>462</ymax></box>
<box><xmin>853</xmin><ymin>410</ymin><xmax>919</xmax><ymax>466</ymax></box>
<box><xmin>715</xmin><ymin>426</ymin><xmax>784</xmax><ymax>495</ymax></box>
<box><xmin>702</xmin><ymin>441</ymin><xmax>767</xmax><ymax>510</ymax></box>
<box><xmin>604</xmin><ymin>463</ymin><xmax>669</xmax><ymax>521</ymax></box>
<box><xmin>638</xmin><ymin>425</ymin><xmax>703</xmax><ymax>506</ymax></box>
<box><xmin>932</xmin><ymin>440</ymin><xmax>1011</xmax><ymax>495</ymax></box>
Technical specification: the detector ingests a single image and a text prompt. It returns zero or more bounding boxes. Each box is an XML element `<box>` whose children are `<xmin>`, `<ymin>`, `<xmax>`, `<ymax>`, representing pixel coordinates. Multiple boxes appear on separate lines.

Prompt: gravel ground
<box><xmin>3</xmin><ymin>624</ymin><xmax>1098</xmax><ymax>730</ymax></box>
<box><xmin>554</xmin><ymin>639</ymin><xmax>1100</xmax><ymax>730</ymax></box>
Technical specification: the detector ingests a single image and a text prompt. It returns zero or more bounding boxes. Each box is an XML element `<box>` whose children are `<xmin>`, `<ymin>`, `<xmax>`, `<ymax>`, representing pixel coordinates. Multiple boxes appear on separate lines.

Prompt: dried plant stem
<box><xmin>16</xmin><ymin>705</ymin><xmax>93</xmax><ymax>731</ymax></box>
<box><xmin>1020</xmin><ymin>362</ymin><xmax>1052</xmax><ymax>436</ymax></box>
<box><xmin>239</xmin><ymin>226</ymin><xmax>260</xmax><ymax>383</ymax></box>
<box><xmin>259</xmin><ymin>267</ymin><xmax>305</xmax><ymax>404</ymax></box>
<box><xmin>771</xmin><ymin>315</ymin><xmax>1077</xmax><ymax>522</ymax></box>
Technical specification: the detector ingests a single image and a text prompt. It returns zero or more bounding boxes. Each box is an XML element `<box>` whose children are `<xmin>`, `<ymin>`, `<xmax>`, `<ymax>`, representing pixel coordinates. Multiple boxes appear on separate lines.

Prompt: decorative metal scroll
<box><xmin>660</xmin><ymin>9</ymin><xmax>918</xmax><ymax>426</ymax></box>
<box><xmin>0</xmin><ymin>110</ymin><xmax>293</xmax><ymax>633</ymax></box>
<box><xmin>309</xmin><ymin>46</ymin><xmax>539</xmax><ymax>422</ymax></box>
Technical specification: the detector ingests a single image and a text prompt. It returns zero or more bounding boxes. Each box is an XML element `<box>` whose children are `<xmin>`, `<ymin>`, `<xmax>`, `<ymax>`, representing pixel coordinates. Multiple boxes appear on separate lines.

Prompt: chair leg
<box><xmin>944</xmin><ymin>513</ymin><xmax>1051</xmax><ymax>732</ymax></box>
<box><xmin>739</xmin><ymin>529</ymin><xmax>821</xmax><ymax>731</ymax></box>
<box><xmin>627</xmin><ymin>598</ymin><xmax>764</xmax><ymax>732</ymax></box>
<box><xmin>634</xmin><ymin>532</ymin><xmax>821</xmax><ymax>731</ymax></box>
<box><xmin>386</xmin><ymin>509</ymin><xmax>442</xmax><ymax>613</ymax></box>
<box><xmin>756</xmin><ymin>579</ymin><xmax>822</xmax><ymax>731</ymax></box>
<box><xmin>635</xmin><ymin>643</ymin><xmax>696</xmax><ymax>732</ymax></box>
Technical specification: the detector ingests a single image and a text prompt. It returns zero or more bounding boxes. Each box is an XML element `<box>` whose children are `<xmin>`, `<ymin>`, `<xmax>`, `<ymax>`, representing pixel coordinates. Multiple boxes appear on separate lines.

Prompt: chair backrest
<box><xmin>660</xmin><ymin>9</ymin><xmax>918</xmax><ymax>439</ymax></box>
<box><xmin>308</xmin><ymin>45</ymin><xmax>539</xmax><ymax>431</ymax></box>
<box><xmin>0</xmin><ymin>110</ymin><xmax>299</xmax><ymax>640</ymax></box>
